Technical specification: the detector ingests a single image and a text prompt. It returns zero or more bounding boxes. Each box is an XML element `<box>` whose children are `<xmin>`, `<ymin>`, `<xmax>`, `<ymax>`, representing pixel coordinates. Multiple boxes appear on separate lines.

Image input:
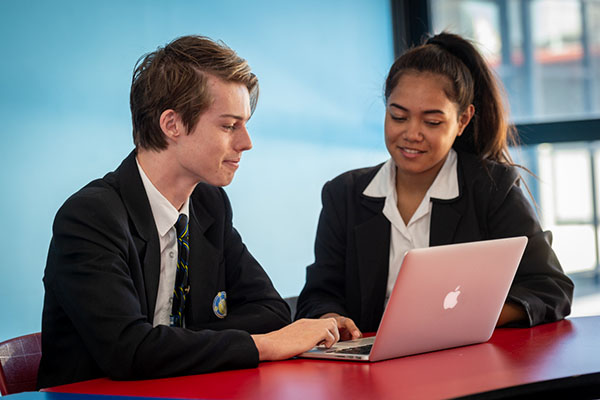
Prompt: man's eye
<box><xmin>425</xmin><ymin>121</ymin><xmax>442</xmax><ymax>126</ymax></box>
<box><xmin>390</xmin><ymin>116</ymin><xmax>406</xmax><ymax>122</ymax></box>
<box><xmin>223</xmin><ymin>125</ymin><xmax>235</xmax><ymax>131</ymax></box>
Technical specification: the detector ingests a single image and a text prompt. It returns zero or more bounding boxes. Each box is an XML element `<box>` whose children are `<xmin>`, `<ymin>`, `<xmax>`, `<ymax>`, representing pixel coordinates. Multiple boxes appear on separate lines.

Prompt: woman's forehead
<box><xmin>388</xmin><ymin>71</ymin><xmax>457</xmax><ymax>109</ymax></box>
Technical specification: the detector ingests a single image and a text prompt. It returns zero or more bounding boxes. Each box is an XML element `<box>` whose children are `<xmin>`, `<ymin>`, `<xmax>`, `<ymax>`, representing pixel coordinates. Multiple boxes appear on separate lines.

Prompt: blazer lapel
<box><xmin>429</xmin><ymin>154</ymin><xmax>469</xmax><ymax>246</ymax></box>
<box><xmin>429</xmin><ymin>199</ymin><xmax>463</xmax><ymax>246</ymax></box>
<box><xmin>355</xmin><ymin>195</ymin><xmax>390</xmax><ymax>330</ymax></box>
<box><xmin>116</xmin><ymin>151</ymin><xmax>161</xmax><ymax>320</ymax></box>
<box><xmin>186</xmin><ymin>196</ymin><xmax>218</xmax><ymax>325</ymax></box>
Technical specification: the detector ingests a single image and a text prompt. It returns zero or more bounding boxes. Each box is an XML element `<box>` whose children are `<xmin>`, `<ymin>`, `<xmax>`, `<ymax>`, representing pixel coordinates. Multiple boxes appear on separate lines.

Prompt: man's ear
<box><xmin>159</xmin><ymin>109</ymin><xmax>184</xmax><ymax>142</ymax></box>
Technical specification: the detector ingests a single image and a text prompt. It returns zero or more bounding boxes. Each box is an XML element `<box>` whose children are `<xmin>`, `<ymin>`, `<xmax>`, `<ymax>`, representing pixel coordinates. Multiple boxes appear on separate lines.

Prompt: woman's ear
<box><xmin>456</xmin><ymin>104</ymin><xmax>475</xmax><ymax>137</ymax></box>
<box><xmin>159</xmin><ymin>109</ymin><xmax>184</xmax><ymax>142</ymax></box>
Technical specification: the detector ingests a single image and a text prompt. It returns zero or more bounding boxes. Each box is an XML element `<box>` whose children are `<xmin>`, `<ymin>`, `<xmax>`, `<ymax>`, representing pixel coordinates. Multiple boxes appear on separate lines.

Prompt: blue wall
<box><xmin>0</xmin><ymin>1</ymin><xmax>394</xmax><ymax>341</ymax></box>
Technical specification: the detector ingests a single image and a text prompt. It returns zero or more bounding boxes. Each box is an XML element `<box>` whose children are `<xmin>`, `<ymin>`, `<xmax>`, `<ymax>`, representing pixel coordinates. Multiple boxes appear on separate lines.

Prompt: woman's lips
<box><xmin>399</xmin><ymin>146</ymin><xmax>425</xmax><ymax>159</ymax></box>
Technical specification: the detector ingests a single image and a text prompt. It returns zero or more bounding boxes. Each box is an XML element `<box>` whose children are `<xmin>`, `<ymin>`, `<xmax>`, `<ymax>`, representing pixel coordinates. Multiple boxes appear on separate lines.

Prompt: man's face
<box><xmin>173</xmin><ymin>75</ymin><xmax>252</xmax><ymax>187</ymax></box>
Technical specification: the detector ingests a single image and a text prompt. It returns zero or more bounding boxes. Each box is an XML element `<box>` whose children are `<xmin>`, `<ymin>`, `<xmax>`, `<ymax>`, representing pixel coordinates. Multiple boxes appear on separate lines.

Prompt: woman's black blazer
<box><xmin>296</xmin><ymin>151</ymin><xmax>574</xmax><ymax>332</ymax></box>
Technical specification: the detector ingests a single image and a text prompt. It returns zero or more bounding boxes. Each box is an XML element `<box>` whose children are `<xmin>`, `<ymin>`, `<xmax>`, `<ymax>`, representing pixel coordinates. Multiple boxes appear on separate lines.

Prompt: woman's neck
<box><xmin>394</xmin><ymin>161</ymin><xmax>444</xmax><ymax>225</ymax></box>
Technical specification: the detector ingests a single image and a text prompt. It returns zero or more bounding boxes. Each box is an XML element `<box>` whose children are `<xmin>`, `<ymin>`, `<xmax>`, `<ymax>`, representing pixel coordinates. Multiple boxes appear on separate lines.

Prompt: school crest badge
<box><xmin>213</xmin><ymin>291</ymin><xmax>227</xmax><ymax>319</ymax></box>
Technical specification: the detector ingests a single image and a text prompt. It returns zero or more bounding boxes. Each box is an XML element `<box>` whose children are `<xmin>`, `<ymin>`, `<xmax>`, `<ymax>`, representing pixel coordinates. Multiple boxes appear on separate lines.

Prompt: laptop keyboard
<box><xmin>327</xmin><ymin>344</ymin><xmax>373</xmax><ymax>355</ymax></box>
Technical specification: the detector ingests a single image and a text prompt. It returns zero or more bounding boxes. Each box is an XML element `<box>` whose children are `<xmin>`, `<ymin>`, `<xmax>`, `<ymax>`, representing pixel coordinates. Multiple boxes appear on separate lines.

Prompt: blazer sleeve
<box><xmin>484</xmin><ymin>168</ymin><xmax>574</xmax><ymax>327</ymax></box>
<box><xmin>192</xmin><ymin>187</ymin><xmax>291</xmax><ymax>333</ymax></box>
<box><xmin>44</xmin><ymin>188</ymin><xmax>259</xmax><ymax>382</ymax></box>
<box><xmin>296</xmin><ymin>179</ymin><xmax>351</xmax><ymax>319</ymax></box>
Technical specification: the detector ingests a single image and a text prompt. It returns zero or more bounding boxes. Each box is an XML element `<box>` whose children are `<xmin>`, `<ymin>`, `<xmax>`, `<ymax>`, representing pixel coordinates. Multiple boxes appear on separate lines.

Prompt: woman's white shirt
<box><xmin>362</xmin><ymin>149</ymin><xmax>460</xmax><ymax>306</ymax></box>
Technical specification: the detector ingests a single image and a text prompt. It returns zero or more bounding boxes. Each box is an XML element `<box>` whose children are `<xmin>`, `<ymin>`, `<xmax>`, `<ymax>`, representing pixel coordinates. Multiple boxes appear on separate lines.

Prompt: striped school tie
<box><xmin>170</xmin><ymin>213</ymin><xmax>189</xmax><ymax>327</ymax></box>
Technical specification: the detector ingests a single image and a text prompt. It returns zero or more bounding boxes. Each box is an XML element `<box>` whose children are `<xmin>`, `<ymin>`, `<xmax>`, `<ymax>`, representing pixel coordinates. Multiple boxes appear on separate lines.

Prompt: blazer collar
<box><xmin>113</xmin><ymin>150</ymin><xmax>161</xmax><ymax>319</ymax></box>
<box><xmin>188</xmin><ymin>185</ymin><xmax>216</xmax><ymax>234</ymax></box>
<box><xmin>116</xmin><ymin>151</ymin><xmax>157</xmax><ymax>242</ymax></box>
<box><xmin>429</xmin><ymin>152</ymin><xmax>468</xmax><ymax>246</ymax></box>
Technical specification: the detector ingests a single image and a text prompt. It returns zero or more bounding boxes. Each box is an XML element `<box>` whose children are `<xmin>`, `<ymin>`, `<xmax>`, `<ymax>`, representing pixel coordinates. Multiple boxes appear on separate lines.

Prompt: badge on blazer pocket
<box><xmin>213</xmin><ymin>291</ymin><xmax>227</xmax><ymax>319</ymax></box>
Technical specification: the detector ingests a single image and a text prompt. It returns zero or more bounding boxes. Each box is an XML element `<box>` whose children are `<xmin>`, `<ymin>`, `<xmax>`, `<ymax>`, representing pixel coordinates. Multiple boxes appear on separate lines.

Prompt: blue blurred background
<box><xmin>0</xmin><ymin>0</ymin><xmax>394</xmax><ymax>341</ymax></box>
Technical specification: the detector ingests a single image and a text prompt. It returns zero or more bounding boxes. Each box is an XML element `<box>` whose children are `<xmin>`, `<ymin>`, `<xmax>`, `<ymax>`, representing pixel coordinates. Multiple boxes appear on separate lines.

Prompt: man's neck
<box><xmin>136</xmin><ymin>148</ymin><xmax>195</xmax><ymax>211</ymax></box>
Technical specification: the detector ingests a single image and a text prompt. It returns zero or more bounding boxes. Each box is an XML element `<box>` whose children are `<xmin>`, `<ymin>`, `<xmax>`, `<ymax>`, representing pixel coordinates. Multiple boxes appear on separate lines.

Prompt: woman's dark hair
<box><xmin>384</xmin><ymin>32</ymin><xmax>517</xmax><ymax>164</ymax></box>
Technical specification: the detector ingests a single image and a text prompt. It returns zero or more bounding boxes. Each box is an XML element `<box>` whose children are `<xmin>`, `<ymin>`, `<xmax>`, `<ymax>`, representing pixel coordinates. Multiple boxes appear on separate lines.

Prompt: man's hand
<box><xmin>320</xmin><ymin>313</ymin><xmax>362</xmax><ymax>341</ymax></box>
<box><xmin>251</xmin><ymin>318</ymin><xmax>339</xmax><ymax>361</ymax></box>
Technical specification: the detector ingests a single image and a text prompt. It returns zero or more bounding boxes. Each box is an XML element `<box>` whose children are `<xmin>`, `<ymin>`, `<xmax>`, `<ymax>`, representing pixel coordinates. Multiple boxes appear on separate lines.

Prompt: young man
<box><xmin>37</xmin><ymin>35</ymin><xmax>339</xmax><ymax>389</ymax></box>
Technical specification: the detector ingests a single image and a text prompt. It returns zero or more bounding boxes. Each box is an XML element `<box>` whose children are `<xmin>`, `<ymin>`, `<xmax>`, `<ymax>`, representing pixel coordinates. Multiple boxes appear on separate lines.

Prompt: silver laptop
<box><xmin>300</xmin><ymin>236</ymin><xmax>528</xmax><ymax>362</ymax></box>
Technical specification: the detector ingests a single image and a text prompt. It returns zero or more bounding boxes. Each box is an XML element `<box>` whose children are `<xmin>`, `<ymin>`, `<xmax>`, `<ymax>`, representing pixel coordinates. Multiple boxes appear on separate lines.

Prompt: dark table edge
<box><xmin>453</xmin><ymin>372</ymin><xmax>600</xmax><ymax>400</ymax></box>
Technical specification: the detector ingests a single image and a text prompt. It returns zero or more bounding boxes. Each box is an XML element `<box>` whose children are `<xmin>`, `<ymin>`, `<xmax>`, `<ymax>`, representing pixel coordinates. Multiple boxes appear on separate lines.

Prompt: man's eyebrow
<box><xmin>219</xmin><ymin>114</ymin><xmax>246</xmax><ymax>120</ymax></box>
<box><xmin>389</xmin><ymin>103</ymin><xmax>445</xmax><ymax>115</ymax></box>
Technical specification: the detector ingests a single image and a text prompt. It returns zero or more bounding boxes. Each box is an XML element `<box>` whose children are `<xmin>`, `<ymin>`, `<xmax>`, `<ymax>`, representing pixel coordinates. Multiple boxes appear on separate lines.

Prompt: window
<box><xmin>427</xmin><ymin>0</ymin><xmax>600</xmax><ymax>278</ymax></box>
<box><xmin>430</xmin><ymin>0</ymin><xmax>600</xmax><ymax>122</ymax></box>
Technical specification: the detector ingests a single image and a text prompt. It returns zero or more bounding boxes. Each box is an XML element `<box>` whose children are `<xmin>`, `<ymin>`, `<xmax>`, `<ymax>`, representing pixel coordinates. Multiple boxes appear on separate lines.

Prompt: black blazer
<box><xmin>38</xmin><ymin>151</ymin><xmax>290</xmax><ymax>389</ymax></box>
<box><xmin>296</xmin><ymin>152</ymin><xmax>573</xmax><ymax>332</ymax></box>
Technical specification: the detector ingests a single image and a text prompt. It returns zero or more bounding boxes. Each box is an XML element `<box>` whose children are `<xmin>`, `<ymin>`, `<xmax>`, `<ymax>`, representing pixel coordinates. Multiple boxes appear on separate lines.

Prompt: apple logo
<box><xmin>443</xmin><ymin>286</ymin><xmax>461</xmax><ymax>309</ymax></box>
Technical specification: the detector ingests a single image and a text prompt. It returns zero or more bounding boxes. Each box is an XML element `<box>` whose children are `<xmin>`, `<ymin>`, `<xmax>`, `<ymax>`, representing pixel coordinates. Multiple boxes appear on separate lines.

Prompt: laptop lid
<box><xmin>300</xmin><ymin>236</ymin><xmax>528</xmax><ymax>362</ymax></box>
<box><xmin>369</xmin><ymin>236</ymin><xmax>528</xmax><ymax>361</ymax></box>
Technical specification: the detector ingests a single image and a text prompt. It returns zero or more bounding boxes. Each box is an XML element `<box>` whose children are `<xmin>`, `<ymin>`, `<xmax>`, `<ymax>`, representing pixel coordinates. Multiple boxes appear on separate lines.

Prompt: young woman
<box><xmin>296</xmin><ymin>32</ymin><xmax>574</xmax><ymax>339</ymax></box>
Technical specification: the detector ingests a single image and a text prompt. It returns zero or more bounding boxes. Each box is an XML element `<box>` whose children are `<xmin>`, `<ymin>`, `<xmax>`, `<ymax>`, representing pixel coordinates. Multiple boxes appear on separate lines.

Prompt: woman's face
<box><xmin>385</xmin><ymin>71</ymin><xmax>473</xmax><ymax>183</ymax></box>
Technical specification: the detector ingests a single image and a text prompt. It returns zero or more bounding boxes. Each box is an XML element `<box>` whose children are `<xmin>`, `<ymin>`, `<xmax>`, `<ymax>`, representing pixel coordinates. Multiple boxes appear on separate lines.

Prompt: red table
<box><xmin>45</xmin><ymin>316</ymin><xmax>600</xmax><ymax>399</ymax></box>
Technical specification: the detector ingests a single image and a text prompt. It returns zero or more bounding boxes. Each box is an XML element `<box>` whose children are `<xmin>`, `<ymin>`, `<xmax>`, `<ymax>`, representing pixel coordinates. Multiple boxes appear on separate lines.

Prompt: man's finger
<box><xmin>323</xmin><ymin>329</ymin><xmax>336</xmax><ymax>348</ymax></box>
<box><xmin>329</xmin><ymin>318</ymin><xmax>340</xmax><ymax>343</ymax></box>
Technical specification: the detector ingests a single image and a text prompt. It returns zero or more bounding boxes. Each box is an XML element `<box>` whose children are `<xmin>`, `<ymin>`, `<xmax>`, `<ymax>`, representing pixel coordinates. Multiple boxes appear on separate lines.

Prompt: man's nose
<box><xmin>235</xmin><ymin>125</ymin><xmax>252</xmax><ymax>152</ymax></box>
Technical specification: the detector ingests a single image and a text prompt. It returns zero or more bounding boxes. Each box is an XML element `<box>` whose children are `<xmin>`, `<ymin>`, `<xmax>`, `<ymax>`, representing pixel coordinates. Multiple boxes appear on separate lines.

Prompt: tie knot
<box><xmin>175</xmin><ymin>214</ymin><xmax>188</xmax><ymax>237</ymax></box>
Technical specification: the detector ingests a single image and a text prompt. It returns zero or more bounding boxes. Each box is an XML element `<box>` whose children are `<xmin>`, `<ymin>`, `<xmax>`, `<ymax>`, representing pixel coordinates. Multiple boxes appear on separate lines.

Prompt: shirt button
<box><xmin>169</xmin><ymin>251</ymin><xmax>175</xmax><ymax>258</ymax></box>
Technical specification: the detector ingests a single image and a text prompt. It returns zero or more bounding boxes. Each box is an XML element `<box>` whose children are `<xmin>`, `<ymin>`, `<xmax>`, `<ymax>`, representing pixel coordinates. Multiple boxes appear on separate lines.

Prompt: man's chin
<box><xmin>196</xmin><ymin>170</ymin><xmax>237</xmax><ymax>187</ymax></box>
<box><xmin>210</xmin><ymin>175</ymin><xmax>235</xmax><ymax>188</ymax></box>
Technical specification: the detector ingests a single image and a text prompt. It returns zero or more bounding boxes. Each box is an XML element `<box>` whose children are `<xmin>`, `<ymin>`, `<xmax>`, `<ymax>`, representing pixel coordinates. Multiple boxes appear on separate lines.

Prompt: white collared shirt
<box><xmin>136</xmin><ymin>158</ymin><xmax>190</xmax><ymax>327</ymax></box>
<box><xmin>363</xmin><ymin>149</ymin><xmax>459</xmax><ymax>306</ymax></box>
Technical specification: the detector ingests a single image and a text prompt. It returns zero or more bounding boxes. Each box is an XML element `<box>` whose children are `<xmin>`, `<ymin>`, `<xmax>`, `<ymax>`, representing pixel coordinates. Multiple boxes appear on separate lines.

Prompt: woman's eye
<box><xmin>390</xmin><ymin>115</ymin><xmax>406</xmax><ymax>122</ymax></box>
<box><xmin>425</xmin><ymin>121</ymin><xmax>442</xmax><ymax>126</ymax></box>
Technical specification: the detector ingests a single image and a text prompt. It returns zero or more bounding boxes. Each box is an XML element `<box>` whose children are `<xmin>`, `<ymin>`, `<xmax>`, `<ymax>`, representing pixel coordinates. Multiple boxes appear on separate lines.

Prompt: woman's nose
<box><xmin>403</xmin><ymin>120</ymin><xmax>423</xmax><ymax>141</ymax></box>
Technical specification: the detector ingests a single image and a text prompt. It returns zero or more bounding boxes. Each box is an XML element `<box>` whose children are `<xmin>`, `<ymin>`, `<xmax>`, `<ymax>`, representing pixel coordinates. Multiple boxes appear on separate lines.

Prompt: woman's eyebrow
<box><xmin>389</xmin><ymin>103</ymin><xmax>445</xmax><ymax>115</ymax></box>
<box><xmin>388</xmin><ymin>103</ymin><xmax>407</xmax><ymax>112</ymax></box>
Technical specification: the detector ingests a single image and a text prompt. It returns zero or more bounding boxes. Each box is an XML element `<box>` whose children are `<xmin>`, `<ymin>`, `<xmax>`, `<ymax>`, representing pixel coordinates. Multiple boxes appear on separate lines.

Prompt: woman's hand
<box><xmin>321</xmin><ymin>312</ymin><xmax>362</xmax><ymax>341</ymax></box>
<box><xmin>496</xmin><ymin>302</ymin><xmax>527</xmax><ymax>327</ymax></box>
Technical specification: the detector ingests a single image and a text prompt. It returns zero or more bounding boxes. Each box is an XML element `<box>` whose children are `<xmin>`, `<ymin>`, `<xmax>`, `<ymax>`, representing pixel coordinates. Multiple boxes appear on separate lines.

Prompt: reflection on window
<box><xmin>514</xmin><ymin>143</ymin><xmax>600</xmax><ymax>274</ymax></box>
<box><xmin>430</xmin><ymin>0</ymin><xmax>600</xmax><ymax>123</ymax></box>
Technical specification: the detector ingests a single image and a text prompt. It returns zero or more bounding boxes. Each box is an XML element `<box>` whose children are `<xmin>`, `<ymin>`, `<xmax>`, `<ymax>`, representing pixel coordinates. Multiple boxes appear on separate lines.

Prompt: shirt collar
<box><xmin>363</xmin><ymin>148</ymin><xmax>459</xmax><ymax>201</ymax></box>
<box><xmin>363</xmin><ymin>158</ymin><xmax>396</xmax><ymax>198</ymax></box>
<box><xmin>136</xmin><ymin>157</ymin><xmax>190</xmax><ymax>238</ymax></box>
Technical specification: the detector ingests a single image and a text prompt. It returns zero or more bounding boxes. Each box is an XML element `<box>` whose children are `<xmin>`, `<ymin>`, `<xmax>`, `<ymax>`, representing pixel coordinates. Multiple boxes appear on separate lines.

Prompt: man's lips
<box><xmin>223</xmin><ymin>158</ymin><xmax>241</xmax><ymax>168</ymax></box>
